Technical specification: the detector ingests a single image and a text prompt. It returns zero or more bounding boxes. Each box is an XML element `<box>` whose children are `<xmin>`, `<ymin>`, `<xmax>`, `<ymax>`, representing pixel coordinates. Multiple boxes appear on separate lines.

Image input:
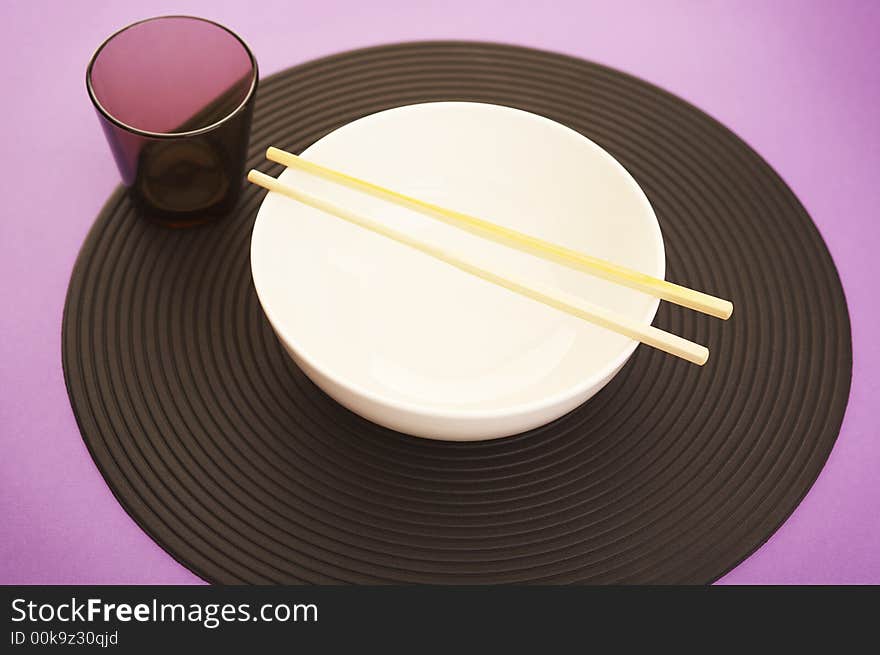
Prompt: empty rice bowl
<box><xmin>251</xmin><ymin>102</ymin><xmax>664</xmax><ymax>440</ymax></box>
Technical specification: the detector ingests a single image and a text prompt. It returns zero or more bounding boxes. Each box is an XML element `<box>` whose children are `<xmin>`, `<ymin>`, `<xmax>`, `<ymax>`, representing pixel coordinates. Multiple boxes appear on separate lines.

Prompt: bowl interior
<box><xmin>252</xmin><ymin>102</ymin><xmax>664</xmax><ymax>417</ymax></box>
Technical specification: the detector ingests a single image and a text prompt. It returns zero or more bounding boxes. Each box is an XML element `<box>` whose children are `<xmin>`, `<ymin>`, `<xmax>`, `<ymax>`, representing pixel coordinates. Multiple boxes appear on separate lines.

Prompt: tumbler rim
<box><xmin>86</xmin><ymin>15</ymin><xmax>259</xmax><ymax>139</ymax></box>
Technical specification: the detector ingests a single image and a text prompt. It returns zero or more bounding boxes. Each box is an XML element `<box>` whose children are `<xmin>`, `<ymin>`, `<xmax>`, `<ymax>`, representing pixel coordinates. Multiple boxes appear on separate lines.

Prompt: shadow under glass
<box><xmin>87</xmin><ymin>16</ymin><xmax>258</xmax><ymax>227</ymax></box>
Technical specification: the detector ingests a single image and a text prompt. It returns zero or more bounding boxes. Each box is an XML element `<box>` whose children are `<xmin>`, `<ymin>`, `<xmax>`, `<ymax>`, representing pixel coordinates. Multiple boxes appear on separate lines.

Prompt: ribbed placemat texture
<box><xmin>62</xmin><ymin>42</ymin><xmax>852</xmax><ymax>583</ymax></box>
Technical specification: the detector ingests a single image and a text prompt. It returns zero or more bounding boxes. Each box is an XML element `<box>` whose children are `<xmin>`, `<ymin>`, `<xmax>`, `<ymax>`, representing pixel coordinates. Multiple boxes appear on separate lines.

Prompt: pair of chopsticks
<box><xmin>248</xmin><ymin>147</ymin><xmax>733</xmax><ymax>366</ymax></box>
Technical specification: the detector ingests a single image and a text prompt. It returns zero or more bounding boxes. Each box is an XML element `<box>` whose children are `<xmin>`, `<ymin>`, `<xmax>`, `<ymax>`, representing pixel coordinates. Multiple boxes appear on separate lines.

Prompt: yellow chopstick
<box><xmin>248</xmin><ymin>169</ymin><xmax>709</xmax><ymax>365</ymax></box>
<box><xmin>266</xmin><ymin>146</ymin><xmax>733</xmax><ymax>320</ymax></box>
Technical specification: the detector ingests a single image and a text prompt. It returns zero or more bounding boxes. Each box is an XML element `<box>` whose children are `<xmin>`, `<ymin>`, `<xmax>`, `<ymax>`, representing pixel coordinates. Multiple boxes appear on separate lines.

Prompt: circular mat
<box><xmin>63</xmin><ymin>42</ymin><xmax>852</xmax><ymax>584</ymax></box>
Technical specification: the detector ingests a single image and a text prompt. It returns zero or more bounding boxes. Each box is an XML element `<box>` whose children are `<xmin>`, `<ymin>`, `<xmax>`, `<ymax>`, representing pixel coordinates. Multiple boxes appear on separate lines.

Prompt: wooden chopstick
<box><xmin>248</xmin><ymin>169</ymin><xmax>710</xmax><ymax>365</ymax></box>
<box><xmin>266</xmin><ymin>147</ymin><xmax>733</xmax><ymax>320</ymax></box>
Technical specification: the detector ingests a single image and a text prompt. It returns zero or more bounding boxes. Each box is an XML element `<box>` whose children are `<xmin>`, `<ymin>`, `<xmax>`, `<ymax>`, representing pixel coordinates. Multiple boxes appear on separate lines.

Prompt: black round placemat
<box><xmin>63</xmin><ymin>42</ymin><xmax>852</xmax><ymax>584</ymax></box>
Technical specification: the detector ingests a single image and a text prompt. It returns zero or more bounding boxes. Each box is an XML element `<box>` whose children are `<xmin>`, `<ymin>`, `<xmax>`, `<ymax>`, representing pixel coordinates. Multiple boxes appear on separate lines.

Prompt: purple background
<box><xmin>1</xmin><ymin>0</ymin><xmax>878</xmax><ymax>584</ymax></box>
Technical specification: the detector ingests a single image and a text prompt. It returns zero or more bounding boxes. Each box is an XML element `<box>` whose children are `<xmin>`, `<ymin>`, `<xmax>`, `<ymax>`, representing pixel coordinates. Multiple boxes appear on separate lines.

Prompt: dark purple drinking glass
<box><xmin>87</xmin><ymin>16</ymin><xmax>258</xmax><ymax>227</ymax></box>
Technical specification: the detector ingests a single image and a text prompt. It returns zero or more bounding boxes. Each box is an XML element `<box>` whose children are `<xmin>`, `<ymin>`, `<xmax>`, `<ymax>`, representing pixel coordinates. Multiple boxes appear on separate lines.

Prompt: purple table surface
<box><xmin>1</xmin><ymin>0</ymin><xmax>878</xmax><ymax>585</ymax></box>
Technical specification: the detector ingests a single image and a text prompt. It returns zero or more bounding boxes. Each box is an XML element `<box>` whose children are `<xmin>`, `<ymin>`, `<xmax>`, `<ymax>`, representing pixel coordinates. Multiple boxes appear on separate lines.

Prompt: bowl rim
<box><xmin>251</xmin><ymin>101</ymin><xmax>665</xmax><ymax>421</ymax></box>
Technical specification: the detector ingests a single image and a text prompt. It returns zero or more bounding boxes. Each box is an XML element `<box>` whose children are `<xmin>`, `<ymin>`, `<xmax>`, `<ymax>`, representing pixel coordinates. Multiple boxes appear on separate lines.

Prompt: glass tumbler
<box><xmin>87</xmin><ymin>16</ymin><xmax>258</xmax><ymax>227</ymax></box>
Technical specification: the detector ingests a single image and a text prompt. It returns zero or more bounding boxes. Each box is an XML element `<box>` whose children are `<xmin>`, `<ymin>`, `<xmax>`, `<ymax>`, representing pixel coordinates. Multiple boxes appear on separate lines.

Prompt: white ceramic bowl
<box><xmin>251</xmin><ymin>102</ymin><xmax>664</xmax><ymax>440</ymax></box>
